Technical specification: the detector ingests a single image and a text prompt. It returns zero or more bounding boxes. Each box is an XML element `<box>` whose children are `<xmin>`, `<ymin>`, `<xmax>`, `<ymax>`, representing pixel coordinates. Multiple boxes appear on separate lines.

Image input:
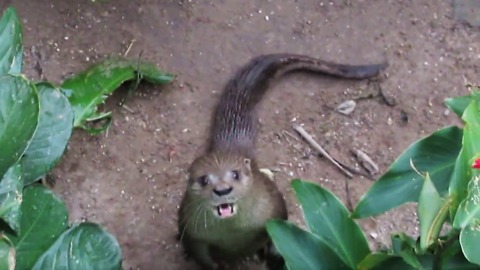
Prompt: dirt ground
<box><xmin>4</xmin><ymin>0</ymin><xmax>479</xmax><ymax>269</ymax></box>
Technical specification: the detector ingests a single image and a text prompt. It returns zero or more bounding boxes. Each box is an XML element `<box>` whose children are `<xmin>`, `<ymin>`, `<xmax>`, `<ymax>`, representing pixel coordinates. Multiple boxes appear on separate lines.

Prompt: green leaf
<box><xmin>0</xmin><ymin>164</ymin><xmax>23</xmax><ymax>233</ymax></box>
<box><xmin>0</xmin><ymin>238</ymin><xmax>15</xmax><ymax>270</ymax></box>
<box><xmin>460</xmin><ymin>224</ymin><xmax>480</xmax><ymax>265</ymax></box>
<box><xmin>391</xmin><ymin>233</ymin><xmax>425</xmax><ymax>270</ymax></box>
<box><xmin>357</xmin><ymin>253</ymin><xmax>399</xmax><ymax>269</ymax></box>
<box><xmin>400</xmin><ymin>251</ymin><xmax>425</xmax><ymax>269</ymax></box>
<box><xmin>21</xmin><ymin>82</ymin><xmax>74</xmax><ymax>185</ymax></box>
<box><xmin>361</xmin><ymin>253</ymin><xmax>480</xmax><ymax>270</ymax></box>
<box><xmin>360</xmin><ymin>239</ymin><xmax>480</xmax><ymax>270</ymax></box>
<box><xmin>391</xmin><ymin>232</ymin><xmax>417</xmax><ymax>254</ymax></box>
<box><xmin>451</xmin><ymin>93</ymin><xmax>480</xmax><ymax>228</ymax></box>
<box><xmin>439</xmin><ymin>233</ymin><xmax>462</xmax><ymax>261</ymax></box>
<box><xmin>10</xmin><ymin>44</ymin><xmax>23</xmax><ymax>74</ymax></box>
<box><xmin>418</xmin><ymin>173</ymin><xmax>450</xmax><ymax>251</ymax></box>
<box><xmin>32</xmin><ymin>222</ymin><xmax>122</xmax><ymax>270</ymax></box>
<box><xmin>0</xmin><ymin>7</ymin><xmax>23</xmax><ymax>75</ymax></box>
<box><xmin>61</xmin><ymin>56</ymin><xmax>174</xmax><ymax>133</ymax></box>
<box><xmin>266</xmin><ymin>219</ymin><xmax>349</xmax><ymax>270</ymax></box>
<box><xmin>445</xmin><ymin>95</ymin><xmax>472</xmax><ymax>119</ymax></box>
<box><xmin>291</xmin><ymin>179</ymin><xmax>370</xmax><ymax>268</ymax></box>
<box><xmin>0</xmin><ymin>75</ymin><xmax>39</xmax><ymax>179</ymax></box>
<box><xmin>136</xmin><ymin>60</ymin><xmax>175</xmax><ymax>84</ymax></box>
<box><xmin>358</xmin><ymin>253</ymin><xmax>417</xmax><ymax>270</ymax></box>
<box><xmin>77</xmin><ymin>111</ymin><xmax>112</xmax><ymax>135</ymax></box>
<box><xmin>453</xmin><ymin>176</ymin><xmax>480</xmax><ymax>229</ymax></box>
<box><xmin>442</xmin><ymin>252</ymin><xmax>480</xmax><ymax>269</ymax></box>
<box><xmin>353</xmin><ymin>126</ymin><xmax>463</xmax><ymax>218</ymax></box>
<box><xmin>6</xmin><ymin>185</ymin><xmax>68</xmax><ymax>270</ymax></box>
<box><xmin>449</xmin><ymin>149</ymin><xmax>471</xmax><ymax>220</ymax></box>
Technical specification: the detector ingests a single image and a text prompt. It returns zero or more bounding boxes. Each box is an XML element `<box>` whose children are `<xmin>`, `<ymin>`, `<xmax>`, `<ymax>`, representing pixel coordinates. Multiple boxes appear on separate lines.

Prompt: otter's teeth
<box><xmin>217</xmin><ymin>204</ymin><xmax>234</xmax><ymax>217</ymax></box>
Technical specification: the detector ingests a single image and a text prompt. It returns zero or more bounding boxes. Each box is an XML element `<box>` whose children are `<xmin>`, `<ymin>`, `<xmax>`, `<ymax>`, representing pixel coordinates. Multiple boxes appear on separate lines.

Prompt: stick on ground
<box><xmin>292</xmin><ymin>124</ymin><xmax>353</xmax><ymax>178</ymax></box>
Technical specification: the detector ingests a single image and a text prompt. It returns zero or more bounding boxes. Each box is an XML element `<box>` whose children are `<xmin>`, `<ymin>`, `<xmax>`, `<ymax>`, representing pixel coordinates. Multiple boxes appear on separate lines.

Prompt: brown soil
<box><xmin>5</xmin><ymin>0</ymin><xmax>479</xmax><ymax>269</ymax></box>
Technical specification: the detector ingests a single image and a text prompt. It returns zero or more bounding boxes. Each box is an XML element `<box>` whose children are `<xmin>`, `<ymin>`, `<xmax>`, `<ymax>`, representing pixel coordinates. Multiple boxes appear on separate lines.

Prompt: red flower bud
<box><xmin>473</xmin><ymin>158</ymin><xmax>480</xmax><ymax>169</ymax></box>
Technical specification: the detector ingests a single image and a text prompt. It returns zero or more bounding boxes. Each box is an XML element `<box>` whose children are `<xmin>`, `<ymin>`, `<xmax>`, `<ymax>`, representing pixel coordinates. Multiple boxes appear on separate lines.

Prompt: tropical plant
<box><xmin>267</xmin><ymin>86</ymin><xmax>480</xmax><ymax>269</ymax></box>
<box><xmin>0</xmin><ymin>7</ymin><xmax>173</xmax><ymax>269</ymax></box>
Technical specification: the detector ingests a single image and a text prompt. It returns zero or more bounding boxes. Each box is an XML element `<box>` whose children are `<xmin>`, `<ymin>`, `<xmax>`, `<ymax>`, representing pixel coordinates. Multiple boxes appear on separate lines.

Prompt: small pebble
<box><xmin>336</xmin><ymin>100</ymin><xmax>356</xmax><ymax>115</ymax></box>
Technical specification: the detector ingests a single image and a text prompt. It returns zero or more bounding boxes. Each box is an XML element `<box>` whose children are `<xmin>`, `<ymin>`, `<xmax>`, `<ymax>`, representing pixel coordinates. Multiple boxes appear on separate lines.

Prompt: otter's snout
<box><xmin>213</xmin><ymin>187</ymin><xmax>233</xmax><ymax>196</ymax></box>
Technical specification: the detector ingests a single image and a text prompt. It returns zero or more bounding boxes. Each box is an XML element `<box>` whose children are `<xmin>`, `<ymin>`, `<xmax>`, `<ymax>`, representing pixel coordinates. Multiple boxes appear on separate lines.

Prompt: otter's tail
<box><xmin>208</xmin><ymin>53</ymin><xmax>387</xmax><ymax>155</ymax></box>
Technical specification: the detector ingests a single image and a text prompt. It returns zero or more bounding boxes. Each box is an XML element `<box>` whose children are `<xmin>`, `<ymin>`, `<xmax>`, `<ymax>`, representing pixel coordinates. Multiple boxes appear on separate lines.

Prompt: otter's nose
<box><xmin>213</xmin><ymin>187</ymin><xmax>233</xmax><ymax>196</ymax></box>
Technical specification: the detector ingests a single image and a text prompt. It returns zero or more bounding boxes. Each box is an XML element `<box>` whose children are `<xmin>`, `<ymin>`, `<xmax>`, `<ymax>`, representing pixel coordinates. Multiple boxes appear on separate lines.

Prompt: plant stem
<box><xmin>432</xmin><ymin>231</ymin><xmax>460</xmax><ymax>270</ymax></box>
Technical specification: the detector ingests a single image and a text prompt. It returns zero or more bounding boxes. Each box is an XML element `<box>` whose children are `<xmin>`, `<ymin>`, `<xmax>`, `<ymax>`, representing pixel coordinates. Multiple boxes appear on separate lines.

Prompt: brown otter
<box><xmin>178</xmin><ymin>53</ymin><xmax>387</xmax><ymax>269</ymax></box>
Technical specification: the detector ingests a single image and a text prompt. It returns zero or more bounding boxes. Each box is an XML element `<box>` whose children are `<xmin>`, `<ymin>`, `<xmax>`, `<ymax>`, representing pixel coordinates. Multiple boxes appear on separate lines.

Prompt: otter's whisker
<box><xmin>180</xmin><ymin>206</ymin><xmax>198</xmax><ymax>241</ymax></box>
<box><xmin>192</xmin><ymin>203</ymin><xmax>204</xmax><ymax>234</ymax></box>
<box><xmin>203</xmin><ymin>206</ymin><xmax>208</xmax><ymax>229</ymax></box>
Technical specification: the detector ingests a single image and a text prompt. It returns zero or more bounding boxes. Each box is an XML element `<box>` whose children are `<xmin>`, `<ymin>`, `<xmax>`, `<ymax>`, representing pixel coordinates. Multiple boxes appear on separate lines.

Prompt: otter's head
<box><xmin>187</xmin><ymin>153</ymin><xmax>254</xmax><ymax>219</ymax></box>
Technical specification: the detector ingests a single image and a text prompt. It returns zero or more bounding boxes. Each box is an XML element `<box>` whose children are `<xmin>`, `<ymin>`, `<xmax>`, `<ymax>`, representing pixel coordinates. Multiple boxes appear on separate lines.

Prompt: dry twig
<box><xmin>124</xmin><ymin>39</ymin><xmax>136</xmax><ymax>57</ymax></box>
<box><xmin>292</xmin><ymin>124</ymin><xmax>353</xmax><ymax>178</ymax></box>
<box><xmin>352</xmin><ymin>149</ymin><xmax>379</xmax><ymax>176</ymax></box>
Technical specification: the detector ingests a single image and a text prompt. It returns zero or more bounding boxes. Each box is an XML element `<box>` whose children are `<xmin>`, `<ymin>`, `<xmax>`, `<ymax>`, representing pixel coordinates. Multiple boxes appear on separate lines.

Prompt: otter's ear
<box><xmin>243</xmin><ymin>158</ymin><xmax>251</xmax><ymax>171</ymax></box>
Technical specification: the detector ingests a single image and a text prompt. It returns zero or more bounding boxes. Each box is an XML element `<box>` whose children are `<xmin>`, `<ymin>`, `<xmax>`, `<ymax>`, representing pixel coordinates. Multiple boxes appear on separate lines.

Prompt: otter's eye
<box><xmin>197</xmin><ymin>175</ymin><xmax>209</xmax><ymax>187</ymax></box>
<box><xmin>231</xmin><ymin>170</ymin><xmax>240</xmax><ymax>181</ymax></box>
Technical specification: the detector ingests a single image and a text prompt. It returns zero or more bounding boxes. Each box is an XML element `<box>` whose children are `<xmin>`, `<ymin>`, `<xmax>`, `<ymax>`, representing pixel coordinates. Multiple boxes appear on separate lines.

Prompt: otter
<box><xmin>178</xmin><ymin>53</ymin><xmax>387</xmax><ymax>269</ymax></box>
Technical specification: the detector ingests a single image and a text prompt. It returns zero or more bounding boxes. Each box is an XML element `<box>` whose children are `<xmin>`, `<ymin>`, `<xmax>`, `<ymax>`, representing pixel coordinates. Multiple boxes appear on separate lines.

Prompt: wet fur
<box><xmin>178</xmin><ymin>53</ymin><xmax>387</xmax><ymax>269</ymax></box>
<box><xmin>179</xmin><ymin>153</ymin><xmax>286</xmax><ymax>269</ymax></box>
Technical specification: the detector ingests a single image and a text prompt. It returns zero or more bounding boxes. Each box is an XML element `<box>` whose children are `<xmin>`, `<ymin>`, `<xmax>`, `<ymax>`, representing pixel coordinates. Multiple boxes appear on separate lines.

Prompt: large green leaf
<box><xmin>362</xmin><ymin>253</ymin><xmax>480</xmax><ymax>270</ymax></box>
<box><xmin>10</xmin><ymin>44</ymin><xmax>23</xmax><ymax>75</ymax></box>
<box><xmin>32</xmin><ymin>222</ymin><xmax>122</xmax><ymax>270</ymax></box>
<box><xmin>0</xmin><ymin>238</ymin><xmax>15</xmax><ymax>270</ymax></box>
<box><xmin>266</xmin><ymin>219</ymin><xmax>349</xmax><ymax>270</ymax></box>
<box><xmin>359</xmin><ymin>253</ymin><xmax>417</xmax><ymax>270</ymax></box>
<box><xmin>21</xmin><ymin>83</ymin><xmax>74</xmax><ymax>185</ymax></box>
<box><xmin>357</xmin><ymin>253</ymin><xmax>400</xmax><ymax>269</ymax></box>
<box><xmin>0</xmin><ymin>75</ymin><xmax>39</xmax><ymax>179</ymax></box>
<box><xmin>6</xmin><ymin>185</ymin><xmax>68</xmax><ymax>270</ymax></box>
<box><xmin>0</xmin><ymin>163</ymin><xmax>23</xmax><ymax>233</ymax></box>
<box><xmin>291</xmin><ymin>179</ymin><xmax>370</xmax><ymax>268</ymax></box>
<box><xmin>453</xmin><ymin>176</ymin><xmax>480</xmax><ymax>229</ymax></box>
<box><xmin>460</xmin><ymin>225</ymin><xmax>480</xmax><ymax>265</ymax></box>
<box><xmin>449</xmin><ymin>149</ymin><xmax>471</xmax><ymax>220</ymax></box>
<box><xmin>452</xmin><ymin>93</ymin><xmax>480</xmax><ymax>228</ymax></box>
<box><xmin>441</xmin><ymin>253</ymin><xmax>480</xmax><ymax>269</ymax></box>
<box><xmin>387</xmin><ymin>233</ymin><xmax>480</xmax><ymax>270</ymax></box>
<box><xmin>353</xmin><ymin>126</ymin><xmax>463</xmax><ymax>218</ymax></box>
<box><xmin>0</xmin><ymin>7</ymin><xmax>23</xmax><ymax>75</ymax></box>
<box><xmin>61</xmin><ymin>56</ymin><xmax>174</xmax><ymax>133</ymax></box>
<box><xmin>418</xmin><ymin>173</ymin><xmax>449</xmax><ymax>251</ymax></box>
<box><xmin>445</xmin><ymin>95</ymin><xmax>472</xmax><ymax>119</ymax></box>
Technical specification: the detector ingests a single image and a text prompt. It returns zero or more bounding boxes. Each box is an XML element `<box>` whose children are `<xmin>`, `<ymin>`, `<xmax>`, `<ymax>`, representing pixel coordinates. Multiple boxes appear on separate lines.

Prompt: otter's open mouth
<box><xmin>215</xmin><ymin>203</ymin><xmax>236</xmax><ymax>218</ymax></box>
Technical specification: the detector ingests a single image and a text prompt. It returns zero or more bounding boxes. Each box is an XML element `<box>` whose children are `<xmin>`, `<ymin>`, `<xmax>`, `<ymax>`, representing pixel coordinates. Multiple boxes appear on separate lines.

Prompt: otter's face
<box><xmin>187</xmin><ymin>154</ymin><xmax>253</xmax><ymax>219</ymax></box>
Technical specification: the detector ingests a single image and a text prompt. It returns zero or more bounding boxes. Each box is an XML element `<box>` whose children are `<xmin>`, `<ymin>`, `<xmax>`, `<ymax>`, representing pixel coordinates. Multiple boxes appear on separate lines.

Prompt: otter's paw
<box><xmin>259</xmin><ymin>168</ymin><xmax>275</xmax><ymax>180</ymax></box>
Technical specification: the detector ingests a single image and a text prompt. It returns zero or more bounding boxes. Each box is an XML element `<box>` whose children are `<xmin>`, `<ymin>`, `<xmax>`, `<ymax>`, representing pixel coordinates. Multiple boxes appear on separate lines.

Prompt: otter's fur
<box><xmin>178</xmin><ymin>53</ymin><xmax>387</xmax><ymax>269</ymax></box>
